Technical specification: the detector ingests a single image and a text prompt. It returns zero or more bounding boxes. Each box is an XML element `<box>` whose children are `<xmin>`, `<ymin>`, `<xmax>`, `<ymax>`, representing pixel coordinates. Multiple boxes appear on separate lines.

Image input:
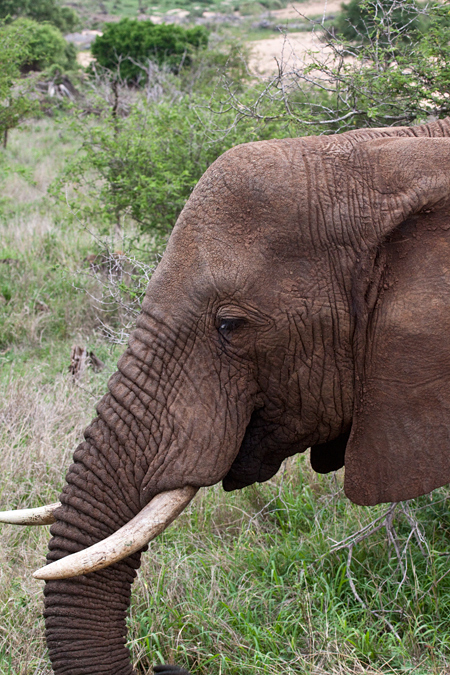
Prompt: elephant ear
<box><xmin>344</xmin><ymin>136</ymin><xmax>450</xmax><ymax>506</ymax></box>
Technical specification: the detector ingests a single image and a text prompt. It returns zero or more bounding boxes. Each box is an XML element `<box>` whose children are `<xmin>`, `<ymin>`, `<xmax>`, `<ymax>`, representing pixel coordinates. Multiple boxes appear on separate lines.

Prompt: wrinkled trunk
<box><xmin>44</xmin><ymin>420</ymin><xmax>144</xmax><ymax>674</ymax></box>
<box><xmin>45</xmin><ymin>557</ymin><xmax>139</xmax><ymax>674</ymax></box>
<box><xmin>43</xmin><ymin>315</ymin><xmax>183</xmax><ymax>673</ymax></box>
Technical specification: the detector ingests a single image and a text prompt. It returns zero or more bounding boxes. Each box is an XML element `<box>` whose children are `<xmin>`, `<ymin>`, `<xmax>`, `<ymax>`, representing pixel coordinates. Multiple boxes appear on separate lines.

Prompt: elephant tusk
<box><xmin>33</xmin><ymin>486</ymin><xmax>198</xmax><ymax>580</ymax></box>
<box><xmin>0</xmin><ymin>502</ymin><xmax>61</xmax><ymax>525</ymax></box>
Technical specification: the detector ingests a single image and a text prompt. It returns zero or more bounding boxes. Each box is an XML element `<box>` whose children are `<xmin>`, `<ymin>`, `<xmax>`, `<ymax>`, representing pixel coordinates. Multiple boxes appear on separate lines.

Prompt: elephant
<box><xmin>2</xmin><ymin>116</ymin><xmax>450</xmax><ymax>674</ymax></box>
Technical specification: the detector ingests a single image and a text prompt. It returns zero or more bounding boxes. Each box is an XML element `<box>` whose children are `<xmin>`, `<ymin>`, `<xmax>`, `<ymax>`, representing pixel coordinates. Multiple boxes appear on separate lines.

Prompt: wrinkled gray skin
<box><xmin>44</xmin><ymin>119</ymin><xmax>450</xmax><ymax>673</ymax></box>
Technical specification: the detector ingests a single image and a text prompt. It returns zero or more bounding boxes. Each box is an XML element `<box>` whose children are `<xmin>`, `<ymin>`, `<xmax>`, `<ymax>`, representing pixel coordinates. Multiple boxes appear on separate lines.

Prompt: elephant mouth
<box><xmin>223</xmin><ymin>409</ymin><xmax>309</xmax><ymax>491</ymax></box>
<box><xmin>0</xmin><ymin>486</ymin><xmax>198</xmax><ymax>580</ymax></box>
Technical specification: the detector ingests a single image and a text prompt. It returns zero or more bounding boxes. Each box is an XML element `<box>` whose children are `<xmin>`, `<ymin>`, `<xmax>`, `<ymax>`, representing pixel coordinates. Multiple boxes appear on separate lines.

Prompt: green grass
<box><xmin>70</xmin><ymin>0</ymin><xmax>239</xmax><ymax>19</ymax></box>
<box><xmin>2</xmin><ymin>117</ymin><xmax>450</xmax><ymax>675</ymax></box>
<box><xmin>127</xmin><ymin>473</ymin><xmax>450</xmax><ymax>674</ymax></box>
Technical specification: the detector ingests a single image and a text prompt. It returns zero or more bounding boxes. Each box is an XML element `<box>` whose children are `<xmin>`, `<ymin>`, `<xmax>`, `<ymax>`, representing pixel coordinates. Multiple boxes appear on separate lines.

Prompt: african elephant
<box><xmin>2</xmin><ymin>117</ymin><xmax>450</xmax><ymax>674</ymax></box>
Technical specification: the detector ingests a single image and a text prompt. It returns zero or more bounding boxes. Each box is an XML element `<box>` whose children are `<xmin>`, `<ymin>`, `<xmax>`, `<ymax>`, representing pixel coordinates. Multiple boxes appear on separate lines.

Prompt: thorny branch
<box><xmin>79</xmin><ymin>250</ymin><xmax>156</xmax><ymax>344</ymax></box>
<box><xmin>207</xmin><ymin>0</ymin><xmax>450</xmax><ymax>136</ymax></box>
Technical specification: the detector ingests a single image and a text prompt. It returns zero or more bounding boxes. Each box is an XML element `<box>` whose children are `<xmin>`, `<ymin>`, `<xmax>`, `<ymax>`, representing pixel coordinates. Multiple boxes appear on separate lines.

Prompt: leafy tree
<box><xmin>91</xmin><ymin>19</ymin><xmax>209</xmax><ymax>82</ymax></box>
<box><xmin>54</xmin><ymin>44</ymin><xmax>290</xmax><ymax>238</ymax></box>
<box><xmin>0</xmin><ymin>0</ymin><xmax>78</xmax><ymax>33</ymax></box>
<box><xmin>11</xmin><ymin>18</ymin><xmax>77</xmax><ymax>72</ymax></box>
<box><xmin>0</xmin><ymin>20</ymin><xmax>37</xmax><ymax>149</ymax></box>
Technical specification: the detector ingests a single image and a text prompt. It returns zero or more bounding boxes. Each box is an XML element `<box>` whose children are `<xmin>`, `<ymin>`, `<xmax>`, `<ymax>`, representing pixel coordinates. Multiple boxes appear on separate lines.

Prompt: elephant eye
<box><xmin>218</xmin><ymin>317</ymin><xmax>246</xmax><ymax>337</ymax></box>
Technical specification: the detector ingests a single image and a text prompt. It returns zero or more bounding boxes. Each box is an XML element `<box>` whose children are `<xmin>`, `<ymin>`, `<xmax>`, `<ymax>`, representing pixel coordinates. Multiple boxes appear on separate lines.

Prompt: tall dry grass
<box><xmin>0</xmin><ymin>369</ymin><xmax>102</xmax><ymax>674</ymax></box>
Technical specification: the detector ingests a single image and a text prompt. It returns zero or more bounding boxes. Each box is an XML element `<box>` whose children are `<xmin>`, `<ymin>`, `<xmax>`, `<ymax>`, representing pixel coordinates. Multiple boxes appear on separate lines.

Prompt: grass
<box><xmin>2</xmin><ymin>119</ymin><xmax>450</xmax><ymax>675</ymax></box>
<box><xmin>127</xmin><ymin>474</ymin><xmax>450</xmax><ymax>675</ymax></box>
<box><xmin>68</xmin><ymin>0</ymin><xmax>315</xmax><ymax>23</ymax></box>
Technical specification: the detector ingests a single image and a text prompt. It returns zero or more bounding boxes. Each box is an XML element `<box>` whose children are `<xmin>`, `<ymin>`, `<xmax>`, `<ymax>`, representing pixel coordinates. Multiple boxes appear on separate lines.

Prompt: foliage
<box><xmin>8</xmin><ymin>18</ymin><xmax>78</xmax><ymax>73</ymax></box>
<box><xmin>0</xmin><ymin>0</ymin><xmax>78</xmax><ymax>33</ymax></box>
<box><xmin>55</xmin><ymin>97</ymin><xmax>287</xmax><ymax>237</ymax></box>
<box><xmin>54</xmin><ymin>39</ymin><xmax>290</xmax><ymax>238</ymax></box>
<box><xmin>0</xmin><ymin>20</ymin><xmax>37</xmax><ymax>149</ymax></box>
<box><xmin>226</xmin><ymin>0</ymin><xmax>450</xmax><ymax>133</ymax></box>
<box><xmin>334</xmin><ymin>0</ymin><xmax>425</xmax><ymax>42</ymax></box>
<box><xmin>91</xmin><ymin>19</ymin><xmax>209</xmax><ymax>82</ymax></box>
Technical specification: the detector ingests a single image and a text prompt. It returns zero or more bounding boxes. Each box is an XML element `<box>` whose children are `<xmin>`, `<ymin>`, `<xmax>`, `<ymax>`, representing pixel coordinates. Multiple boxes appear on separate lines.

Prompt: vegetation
<box><xmin>91</xmin><ymin>20</ymin><xmax>209</xmax><ymax>80</ymax></box>
<box><xmin>7</xmin><ymin>18</ymin><xmax>78</xmax><ymax>72</ymax></box>
<box><xmin>234</xmin><ymin>1</ymin><xmax>450</xmax><ymax>131</ymax></box>
<box><xmin>0</xmin><ymin>0</ymin><xmax>78</xmax><ymax>33</ymax></box>
<box><xmin>0</xmin><ymin>20</ymin><xmax>37</xmax><ymax>149</ymax></box>
<box><xmin>2</xmin><ymin>1</ymin><xmax>450</xmax><ymax>673</ymax></box>
<box><xmin>55</xmin><ymin>90</ymin><xmax>291</xmax><ymax>236</ymax></box>
<box><xmin>334</xmin><ymin>0</ymin><xmax>425</xmax><ymax>42</ymax></box>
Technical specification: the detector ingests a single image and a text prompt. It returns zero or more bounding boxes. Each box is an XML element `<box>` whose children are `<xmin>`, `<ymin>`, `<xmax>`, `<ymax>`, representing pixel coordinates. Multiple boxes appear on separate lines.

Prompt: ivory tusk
<box><xmin>0</xmin><ymin>502</ymin><xmax>61</xmax><ymax>526</ymax></box>
<box><xmin>33</xmin><ymin>486</ymin><xmax>198</xmax><ymax>581</ymax></box>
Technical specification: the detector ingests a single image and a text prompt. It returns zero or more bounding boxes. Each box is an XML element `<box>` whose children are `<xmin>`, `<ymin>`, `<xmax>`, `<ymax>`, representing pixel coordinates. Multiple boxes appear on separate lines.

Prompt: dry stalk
<box><xmin>324</xmin><ymin>500</ymin><xmax>431</xmax><ymax>639</ymax></box>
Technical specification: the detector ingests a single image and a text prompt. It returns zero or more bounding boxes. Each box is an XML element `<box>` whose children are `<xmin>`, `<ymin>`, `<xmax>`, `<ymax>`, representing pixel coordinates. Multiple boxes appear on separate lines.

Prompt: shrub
<box><xmin>0</xmin><ymin>20</ymin><xmax>37</xmax><ymax>148</ymax></box>
<box><xmin>91</xmin><ymin>19</ymin><xmax>209</xmax><ymax>82</ymax></box>
<box><xmin>54</xmin><ymin>87</ymin><xmax>291</xmax><ymax>238</ymax></box>
<box><xmin>225</xmin><ymin>1</ymin><xmax>450</xmax><ymax>133</ymax></box>
<box><xmin>9</xmin><ymin>18</ymin><xmax>77</xmax><ymax>72</ymax></box>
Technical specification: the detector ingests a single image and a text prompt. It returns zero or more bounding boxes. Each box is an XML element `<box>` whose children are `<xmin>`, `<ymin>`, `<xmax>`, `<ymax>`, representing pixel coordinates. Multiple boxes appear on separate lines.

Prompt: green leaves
<box><xmin>91</xmin><ymin>20</ymin><xmax>209</xmax><ymax>82</ymax></box>
<box><xmin>0</xmin><ymin>20</ymin><xmax>37</xmax><ymax>148</ymax></box>
<box><xmin>55</xmin><ymin>79</ymin><xmax>288</xmax><ymax>237</ymax></box>
<box><xmin>5</xmin><ymin>18</ymin><xmax>77</xmax><ymax>72</ymax></box>
<box><xmin>233</xmin><ymin>1</ymin><xmax>450</xmax><ymax>133</ymax></box>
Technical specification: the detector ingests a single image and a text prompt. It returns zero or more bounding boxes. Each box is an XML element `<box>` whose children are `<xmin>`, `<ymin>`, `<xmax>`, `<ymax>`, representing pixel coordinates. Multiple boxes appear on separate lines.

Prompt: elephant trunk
<box><xmin>43</xmin><ymin>419</ymin><xmax>147</xmax><ymax>674</ymax></box>
<box><xmin>44</xmin><ymin>554</ymin><xmax>139</xmax><ymax>674</ymax></box>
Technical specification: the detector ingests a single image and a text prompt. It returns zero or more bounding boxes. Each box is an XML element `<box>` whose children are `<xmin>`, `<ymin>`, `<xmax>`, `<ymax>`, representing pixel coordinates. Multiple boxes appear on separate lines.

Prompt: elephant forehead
<box><xmin>145</xmin><ymin>137</ymin><xmax>357</xmax><ymax>308</ymax></box>
<box><xmin>182</xmin><ymin>139</ymin><xmax>311</xmax><ymax>238</ymax></box>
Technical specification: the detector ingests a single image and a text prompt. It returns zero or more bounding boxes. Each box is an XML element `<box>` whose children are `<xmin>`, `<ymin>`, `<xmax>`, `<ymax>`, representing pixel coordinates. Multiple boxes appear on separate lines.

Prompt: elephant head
<box><xmin>2</xmin><ymin>117</ymin><xmax>450</xmax><ymax>674</ymax></box>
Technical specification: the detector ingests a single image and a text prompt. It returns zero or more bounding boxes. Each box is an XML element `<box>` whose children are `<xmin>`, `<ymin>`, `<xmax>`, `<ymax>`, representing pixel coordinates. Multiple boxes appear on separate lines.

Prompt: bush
<box><xmin>0</xmin><ymin>0</ymin><xmax>78</xmax><ymax>33</ymax></box>
<box><xmin>91</xmin><ymin>19</ymin><xmax>209</xmax><ymax>82</ymax></box>
<box><xmin>9</xmin><ymin>18</ymin><xmax>77</xmax><ymax>73</ymax></box>
<box><xmin>53</xmin><ymin>35</ymin><xmax>289</xmax><ymax>239</ymax></box>
<box><xmin>54</xmin><ymin>85</ymin><xmax>292</xmax><ymax>237</ymax></box>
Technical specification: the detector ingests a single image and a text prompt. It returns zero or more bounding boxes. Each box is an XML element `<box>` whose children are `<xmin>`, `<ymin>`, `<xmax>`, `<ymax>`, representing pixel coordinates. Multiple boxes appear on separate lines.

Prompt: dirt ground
<box><xmin>249</xmin><ymin>0</ymin><xmax>341</xmax><ymax>74</ymax></box>
<box><xmin>248</xmin><ymin>29</ymin><xmax>334</xmax><ymax>75</ymax></box>
<box><xmin>270</xmin><ymin>0</ymin><xmax>342</xmax><ymax>20</ymax></box>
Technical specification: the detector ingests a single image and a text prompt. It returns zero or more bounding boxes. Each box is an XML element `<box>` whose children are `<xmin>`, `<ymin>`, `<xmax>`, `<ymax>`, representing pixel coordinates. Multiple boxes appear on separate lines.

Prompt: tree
<box><xmin>0</xmin><ymin>0</ymin><xmax>78</xmax><ymax>33</ymax></box>
<box><xmin>0</xmin><ymin>21</ymin><xmax>37</xmax><ymax>149</ymax></box>
<box><xmin>334</xmin><ymin>0</ymin><xmax>425</xmax><ymax>42</ymax></box>
<box><xmin>11</xmin><ymin>18</ymin><xmax>77</xmax><ymax>73</ymax></box>
<box><xmin>54</xmin><ymin>43</ymin><xmax>286</xmax><ymax>239</ymax></box>
<box><xmin>91</xmin><ymin>19</ymin><xmax>209</xmax><ymax>83</ymax></box>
